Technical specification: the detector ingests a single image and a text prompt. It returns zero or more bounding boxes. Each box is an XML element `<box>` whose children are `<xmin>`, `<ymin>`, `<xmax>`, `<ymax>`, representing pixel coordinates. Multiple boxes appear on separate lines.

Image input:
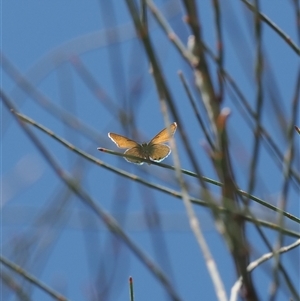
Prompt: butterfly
<box><xmin>107</xmin><ymin>122</ymin><xmax>177</xmax><ymax>164</ymax></box>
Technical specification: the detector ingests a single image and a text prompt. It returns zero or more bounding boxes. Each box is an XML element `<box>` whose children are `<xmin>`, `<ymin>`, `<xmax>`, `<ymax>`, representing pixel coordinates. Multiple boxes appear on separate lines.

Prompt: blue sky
<box><xmin>2</xmin><ymin>1</ymin><xmax>300</xmax><ymax>301</ymax></box>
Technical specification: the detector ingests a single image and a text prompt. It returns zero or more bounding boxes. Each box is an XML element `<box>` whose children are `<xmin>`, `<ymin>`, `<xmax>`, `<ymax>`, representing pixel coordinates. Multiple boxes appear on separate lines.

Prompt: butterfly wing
<box><xmin>149</xmin><ymin>122</ymin><xmax>177</xmax><ymax>144</ymax></box>
<box><xmin>124</xmin><ymin>147</ymin><xmax>145</xmax><ymax>164</ymax></box>
<box><xmin>108</xmin><ymin>133</ymin><xmax>139</xmax><ymax>149</ymax></box>
<box><xmin>149</xmin><ymin>144</ymin><xmax>171</xmax><ymax>162</ymax></box>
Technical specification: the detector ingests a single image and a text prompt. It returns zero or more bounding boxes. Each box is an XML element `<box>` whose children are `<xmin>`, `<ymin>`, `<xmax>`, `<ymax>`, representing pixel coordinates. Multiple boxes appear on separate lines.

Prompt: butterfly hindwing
<box><xmin>149</xmin><ymin>144</ymin><xmax>171</xmax><ymax>162</ymax></box>
<box><xmin>124</xmin><ymin>146</ymin><xmax>145</xmax><ymax>164</ymax></box>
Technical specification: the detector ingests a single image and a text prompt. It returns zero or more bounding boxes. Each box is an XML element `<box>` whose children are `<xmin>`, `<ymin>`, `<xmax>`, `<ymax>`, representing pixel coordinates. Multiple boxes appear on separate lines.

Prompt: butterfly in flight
<box><xmin>107</xmin><ymin>122</ymin><xmax>177</xmax><ymax>164</ymax></box>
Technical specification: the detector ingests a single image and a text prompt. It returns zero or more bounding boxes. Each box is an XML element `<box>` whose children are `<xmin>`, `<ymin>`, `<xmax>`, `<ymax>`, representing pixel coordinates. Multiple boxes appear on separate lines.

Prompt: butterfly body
<box><xmin>108</xmin><ymin>122</ymin><xmax>177</xmax><ymax>164</ymax></box>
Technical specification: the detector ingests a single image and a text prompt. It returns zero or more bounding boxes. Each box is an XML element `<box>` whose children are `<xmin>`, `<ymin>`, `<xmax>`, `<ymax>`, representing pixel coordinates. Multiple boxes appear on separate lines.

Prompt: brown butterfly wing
<box><xmin>108</xmin><ymin>133</ymin><xmax>139</xmax><ymax>149</ymax></box>
<box><xmin>124</xmin><ymin>147</ymin><xmax>145</xmax><ymax>164</ymax></box>
<box><xmin>149</xmin><ymin>144</ymin><xmax>171</xmax><ymax>162</ymax></box>
<box><xmin>149</xmin><ymin>122</ymin><xmax>177</xmax><ymax>144</ymax></box>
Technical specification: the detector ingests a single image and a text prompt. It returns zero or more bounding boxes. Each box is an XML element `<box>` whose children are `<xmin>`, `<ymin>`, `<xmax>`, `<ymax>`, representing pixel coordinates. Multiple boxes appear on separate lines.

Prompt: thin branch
<box><xmin>0</xmin><ymin>256</ymin><xmax>70</xmax><ymax>301</ymax></box>
<box><xmin>241</xmin><ymin>0</ymin><xmax>300</xmax><ymax>55</ymax></box>
<box><xmin>230</xmin><ymin>239</ymin><xmax>300</xmax><ymax>301</ymax></box>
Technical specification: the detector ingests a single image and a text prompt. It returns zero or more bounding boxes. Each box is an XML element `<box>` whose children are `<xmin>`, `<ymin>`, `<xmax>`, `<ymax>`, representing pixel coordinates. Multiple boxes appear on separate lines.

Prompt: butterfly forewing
<box><xmin>150</xmin><ymin>122</ymin><xmax>177</xmax><ymax>144</ymax></box>
<box><xmin>149</xmin><ymin>144</ymin><xmax>171</xmax><ymax>162</ymax></box>
<box><xmin>108</xmin><ymin>133</ymin><xmax>139</xmax><ymax>149</ymax></box>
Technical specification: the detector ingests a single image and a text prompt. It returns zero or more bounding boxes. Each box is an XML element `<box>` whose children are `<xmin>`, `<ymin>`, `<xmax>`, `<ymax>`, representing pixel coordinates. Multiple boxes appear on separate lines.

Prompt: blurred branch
<box><xmin>241</xmin><ymin>0</ymin><xmax>300</xmax><ymax>55</ymax></box>
<box><xmin>70</xmin><ymin>56</ymin><xmax>121</xmax><ymax>117</ymax></box>
<box><xmin>230</xmin><ymin>238</ymin><xmax>300</xmax><ymax>301</ymax></box>
<box><xmin>1</xmin><ymin>53</ymin><xmax>106</xmax><ymax>144</ymax></box>
<box><xmin>178</xmin><ymin>70</ymin><xmax>215</xmax><ymax>150</ymax></box>
<box><xmin>0</xmin><ymin>255</ymin><xmax>69</xmax><ymax>301</ymax></box>
<box><xmin>211</xmin><ymin>0</ymin><xmax>225</xmax><ymax>102</ymax></box>
<box><xmin>246</xmin><ymin>0</ymin><xmax>264</xmax><ymax>202</ymax></box>
<box><xmin>1</xmin><ymin>272</ymin><xmax>31</xmax><ymax>301</ymax></box>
